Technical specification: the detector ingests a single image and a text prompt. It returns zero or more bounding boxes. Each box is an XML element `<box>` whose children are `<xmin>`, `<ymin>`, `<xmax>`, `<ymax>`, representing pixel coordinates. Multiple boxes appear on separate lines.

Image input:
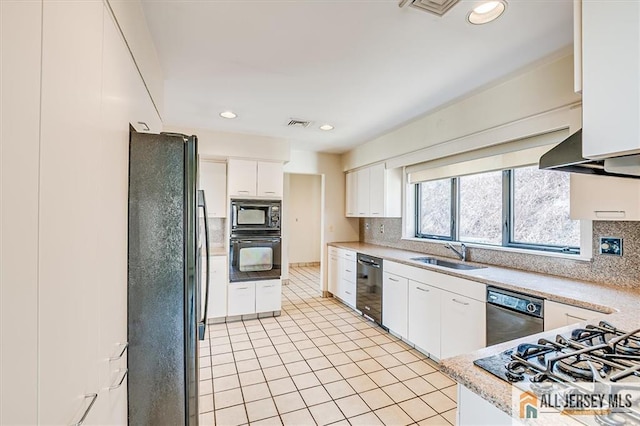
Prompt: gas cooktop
<box><xmin>474</xmin><ymin>321</ymin><xmax>640</xmax><ymax>425</ymax></box>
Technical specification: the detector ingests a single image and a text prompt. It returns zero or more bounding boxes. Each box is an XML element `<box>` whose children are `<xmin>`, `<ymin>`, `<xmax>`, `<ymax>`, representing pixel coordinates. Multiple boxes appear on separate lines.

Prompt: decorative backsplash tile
<box><xmin>360</xmin><ymin>218</ymin><xmax>640</xmax><ymax>289</ymax></box>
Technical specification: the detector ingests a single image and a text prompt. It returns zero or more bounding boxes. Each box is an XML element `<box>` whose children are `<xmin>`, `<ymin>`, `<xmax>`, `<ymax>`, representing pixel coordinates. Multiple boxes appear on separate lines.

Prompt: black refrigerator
<box><xmin>128</xmin><ymin>130</ymin><xmax>210</xmax><ymax>425</ymax></box>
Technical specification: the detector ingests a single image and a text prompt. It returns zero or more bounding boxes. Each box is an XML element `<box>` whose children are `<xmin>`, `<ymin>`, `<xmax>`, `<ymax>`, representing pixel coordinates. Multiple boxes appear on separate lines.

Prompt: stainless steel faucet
<box><xmin>444</xmin><ymin>243</ymin><xmax>466</xmax><ymax>261</ymax></box>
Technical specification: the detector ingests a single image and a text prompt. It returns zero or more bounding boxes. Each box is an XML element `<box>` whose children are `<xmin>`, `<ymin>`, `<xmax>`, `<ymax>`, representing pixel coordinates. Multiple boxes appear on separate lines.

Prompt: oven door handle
<box><xmin>197</xmin><ymin>190</ymin><xmax>210</xmax><ymax>341</ymax></box>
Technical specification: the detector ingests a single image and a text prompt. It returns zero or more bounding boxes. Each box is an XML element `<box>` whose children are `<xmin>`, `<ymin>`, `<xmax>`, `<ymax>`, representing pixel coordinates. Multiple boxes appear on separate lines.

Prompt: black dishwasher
<box><xmin>356</xmin><ymin>254</ymin><xmax>383</xmax><ymax>324</ymax></box>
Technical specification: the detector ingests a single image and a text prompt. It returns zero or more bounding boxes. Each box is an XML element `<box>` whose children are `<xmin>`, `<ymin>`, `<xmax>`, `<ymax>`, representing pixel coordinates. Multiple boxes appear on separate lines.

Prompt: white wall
<box><xmin>343</xmin><ymin>54</ymin><xmax>581</xmax><ymax>170</ymax></box>
<box><xmin>107</xmin><ymin>0</ymin><xmax>164</xmax><ymax>117</ymax></box>
<box><xmin>284</xmin><ymin>150</ymin><xmax>359</xmax><ymax>291</ymax></box>
<box><xmin>287</xmin><ymin>174</ymin><xmax>322</xmax><ymax>264</ymax></box>
<box><xmin>164</xmin><ymin>125</ymin><xmax>291</xmax><ymax>162</ymax></box>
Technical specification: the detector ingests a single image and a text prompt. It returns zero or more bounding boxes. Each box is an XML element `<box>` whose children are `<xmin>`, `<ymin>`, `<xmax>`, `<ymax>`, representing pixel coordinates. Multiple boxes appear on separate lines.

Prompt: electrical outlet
<box><xmin>380</xmin><ymin>224</ymin><xmax>385</xmax><ymax>234</ymax></box>
<box><xmin>365</xmin><ymin>222</ymin><xmax>370</xmax><ymax>231</ymax></box>
<box><xmin>600</xmin><ymin>237</ymin><xmax>623</xmax><ymax>256</ymax></box>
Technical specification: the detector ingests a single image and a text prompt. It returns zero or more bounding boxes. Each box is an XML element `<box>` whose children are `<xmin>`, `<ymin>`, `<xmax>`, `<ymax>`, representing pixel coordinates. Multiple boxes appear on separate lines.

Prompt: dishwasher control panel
<box><xmin>487</xmin><ymin>287</ymin><xmax>544</xmax><ymax>318</ymax></box>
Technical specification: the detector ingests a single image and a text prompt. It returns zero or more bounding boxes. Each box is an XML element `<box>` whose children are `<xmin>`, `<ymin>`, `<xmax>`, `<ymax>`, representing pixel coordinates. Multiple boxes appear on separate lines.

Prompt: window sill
<box><xmin>400</xmin><ymin>237</ymin><xmax>593</xmax><ymax>262</ymax></box>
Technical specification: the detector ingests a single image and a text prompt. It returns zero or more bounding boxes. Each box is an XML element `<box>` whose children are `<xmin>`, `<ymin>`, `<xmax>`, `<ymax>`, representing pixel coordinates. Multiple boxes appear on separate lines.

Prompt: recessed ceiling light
<box><xmin>220</xmin><ymin>111</ymin><xmax>237</xmax><ymax>119</ymax></box>
<box><xmin>467</xmin><ymin>1</ymin><xmax>507</xmax><ymax>25</ymax></box>
<box><xmin>319</xmin><ymin>124</ymin><xmax>334</xmax><ymax>131</ymax></box>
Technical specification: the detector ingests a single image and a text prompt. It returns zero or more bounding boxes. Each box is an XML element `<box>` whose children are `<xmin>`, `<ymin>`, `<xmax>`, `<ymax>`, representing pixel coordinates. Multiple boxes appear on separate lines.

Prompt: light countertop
<box><xmin>328</xmin><ymin>241</ymin><xmax>640</xmax><ymax>417</ymax></box>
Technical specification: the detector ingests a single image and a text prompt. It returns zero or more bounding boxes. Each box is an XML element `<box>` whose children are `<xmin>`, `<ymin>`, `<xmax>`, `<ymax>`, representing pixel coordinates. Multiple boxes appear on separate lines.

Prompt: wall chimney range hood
<box><xmin>539</xmin><ymin>129</ymin><xmax>640</xmax><ymax>179</ymax></box>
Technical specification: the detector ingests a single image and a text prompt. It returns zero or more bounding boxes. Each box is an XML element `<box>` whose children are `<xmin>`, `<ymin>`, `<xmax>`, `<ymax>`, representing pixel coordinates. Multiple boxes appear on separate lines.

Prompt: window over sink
<box><xmin>415</xmin><ymin>166</ymin><xmax>581</xmax><ymax>255</ymax></box>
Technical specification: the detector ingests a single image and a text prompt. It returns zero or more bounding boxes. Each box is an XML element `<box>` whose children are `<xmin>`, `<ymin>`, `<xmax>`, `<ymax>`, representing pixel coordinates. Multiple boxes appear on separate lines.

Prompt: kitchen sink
<box><xmin>410</xmin><ymin>257</ymin><xmax>487</xmax><ymax>270</ymax></box>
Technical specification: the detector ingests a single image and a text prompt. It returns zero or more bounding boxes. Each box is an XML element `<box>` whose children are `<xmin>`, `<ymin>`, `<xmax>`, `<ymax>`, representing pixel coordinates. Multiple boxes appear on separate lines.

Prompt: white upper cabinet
<box><xmin>570</xmin><ymin>174</ymin><xmax>640</xmax><ymax>220</ymax></box>
<box><xmin>228</xmin><ymin>159</ymin><xmax>283</xmax><ymax>198</ymax></box>
<box><xmin>345</xmin><ymin>171</ymin><xmax>357</xmax><ymax>216</ymax></box>
<box><xmin>257</xmin><ymin>161</ymin><xmax>284</xmax><ymax>197</ymax></box>
<box><xmin>346</xmin><ymin>164</ymin><xmax>401</xmax><ymax>218</ymax></box>
<box><xmin>582</xmin><ymin>0</ymin><xmax>640</xmax><ymax>159</ymax></box>
<box><xmin>228</xmin><ymin>159</ymin><xmax>257</xmax><ymax>197</ymax></box>
<box><xmin>199</xmin><ymin>160</ymin><xmax>227</xmax><ymax>217</ymax></box>
<box><xmin>356</xmin><ymin>167</ymin><xmax>370</xmax><ymax>217</ymax></box>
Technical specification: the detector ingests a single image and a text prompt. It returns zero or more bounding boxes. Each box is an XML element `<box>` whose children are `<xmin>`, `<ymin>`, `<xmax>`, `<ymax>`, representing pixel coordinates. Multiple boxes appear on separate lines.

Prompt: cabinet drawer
<box><xmin>342</xmin><ymin>280</ymin><xmax>356</xmax><ymax>307</ymax></box>
<box><xmin>227</xmin><ymin>283</ymin><xmax>256</xmax><ymax>316</ymax></box>
<box><xmin>341</xmin><ymin>250</ymin><xmax>356</xmax><ymax>261</ymax></box>
<box><xmin>328</xmin><ymin>246</ymin><xmax>339</xmax><ymax>257</ymax></box>
<box><xmin>341</xmin><ymin>260</ymin><xmax>356</xmax><ymax>283</ymax></box>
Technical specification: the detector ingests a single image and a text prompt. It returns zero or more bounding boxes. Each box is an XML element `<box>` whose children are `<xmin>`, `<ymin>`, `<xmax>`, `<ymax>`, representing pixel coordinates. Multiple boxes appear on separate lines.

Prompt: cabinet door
<box><xmin>369</xmin><ymin>163</ymin><xmax>385</xmax><ymax>217</ymax></box>
<box><xmin>356</xmin><ymin>168</ymin><xmax>370</xmax><ymax>217</ymax></box>
<box><xmin>382</xmin><ymin>272</ymin><xmax>408</xmax><ymax>339</ymax></box>
<box><xmin>544</xmin><ymin>300</ymin><xmax>602</xmax><ymax>331</ymax></box>
<box><xmin>341</xmin><ymin>259</ymin><xmax>357</xmax><ymax>284</ymax></box>
<box><xmin>227</xmin><ymin>282</ymin><xmax>256</xmax><ymax>316</ymax></box>
<box><xmin>0</xmin><ymin>1</ymin><xmax>42</xmax><ymax>423</ymax></box>
<box><xmin>228</xmin><ymin>159</ymin><xmax>257</xmax><ymax>197</ymax></box>
<box><xmin>256</xmin><ymin>280</ymin><xmax>282</xmax><ymax>312</ymax></box>
<box><xmin>257</xmin><ymin>161</ymin><xmax>283</xmax><ymax>198</ymax></box>
<box><xmin>345</xmin><ymin>172</ymin><xmax>357</xmax><ymax>217</ymax></box>
<box><xmin>408</xmin><ymin>281</ymin><xmax>442</xmax><ymax>359</ymax></box>
<box><xmin>570</xmin><ymin>174</ymin><xmax>640</xmax><ymax>220</ymax></box>
<box><xmin>440</xmin><ymin>294</ymin><xmax>486</xmax><ymax>359</ymax></box>
<box><xmin>582</xmin><ymin>1</ymin><xmax>640</xmax><ymax>159</ymax></box>
<box><xmin>200</xmin><ymin>161</ymin><xmax>227</xmax><ymax>217</ymax></box>
<box><xmin>38</xmin><ymin>1</ymin><xmax>104</xmax><ymax>423</ymax></box>
<box><xmin>328</xmin><ymin>254</ymin><xmax>339</xmax><ymax>295</ymax></box>
<box><xmin>207</xmin><ymin>256</ymin><xmax>228</xmax><ymax>319</ymax></box>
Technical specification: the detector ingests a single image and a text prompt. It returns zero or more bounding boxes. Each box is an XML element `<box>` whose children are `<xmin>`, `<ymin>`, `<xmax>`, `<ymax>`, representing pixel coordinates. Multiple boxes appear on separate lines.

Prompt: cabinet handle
<box><xmin>565</xmin><ymin>313</ymin><xmax>587</xmax><ymax>322</ymax></box>
<box><xmin>109</xmin><ymin>369</ymin><xmax>128</xmax><ymax>390</ymax></box>
<box><xmin>264</xmin><ymin>191</ymin><xmax>276</xmax><ymax>194</ymax></box>
<box><xmin>237</xmin><ymin>287</ymin><xmax>249</xmax><ymax>290</ymax></box>
<box><xmin>452</xmin><ymin>298</ymin><xmax>469</xmax><ymax>306</ymax></box>
<box><xmin>345</xmin><ymin>269</ymin><xmax>352</xmax><ymax>273</ymax></box>
<box><xmin>372</xmin><ymin>212</ymin><xmax>380</xmax><ymax>215</ymax></box>
<box><xmin>388</xmin><ymin>277</ymin><xmax>399</xmax><ymax>282</ymax></box>
<box><xmin>594</xmin><ymin>210</ymin><xmax>625</xmax><ymax>219</ymax></box>
<box><xmin>358</xmin><ymin>212</ymin><xmax>365</xmax><ymax>215</ymax></box>
<box><xmin>137</xmin><ymin>121</ymin><xmax>150</xmax><ymax>131</ymax></box>
<box><xmin>109</xmin><ymin>342</ymin><xmax>128</xmax><ymax>361</ymax></box>
<box><xmin>73</xmin><ymin>393</ymin><xmax>98</xmax><ymax>426</ymax></box>
<box><xmin>263</xmin><ymin>285</ymin><xmax>275</xmax><ymax>288</ymax></box>
<box><xmin>345</xmin><ymin>291</ymin><xmax>352</xmax><ymax>295</ymax></box>
<box><xmin>416</xmin><ymin>287</ymin><xmax>429</xmax><ymax>292</ymax></box>
<box><xmin>238</xmin><ymin>191</ymin><xmax>250</xmax><ymax>193</ymax></box>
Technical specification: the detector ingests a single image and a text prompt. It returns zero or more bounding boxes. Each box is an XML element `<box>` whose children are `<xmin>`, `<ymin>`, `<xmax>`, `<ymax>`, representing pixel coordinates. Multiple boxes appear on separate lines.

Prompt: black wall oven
<box><xmin>231</xmin><ymin>199</ymin><xmax>281</xmax><ymax>233</ymax></box>
<box><xmin>229</xmin><ymin>236</ymin><xmax>281</xmax><ymax>282</ymax></box>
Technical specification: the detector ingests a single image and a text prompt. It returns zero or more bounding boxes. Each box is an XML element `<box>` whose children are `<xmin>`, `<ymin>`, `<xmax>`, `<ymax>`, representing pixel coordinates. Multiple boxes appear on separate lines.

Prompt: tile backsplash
<box><xmin>360</xmin><ymin>218</ymin><xmax>640</xmax><ymax>289</ymax></box>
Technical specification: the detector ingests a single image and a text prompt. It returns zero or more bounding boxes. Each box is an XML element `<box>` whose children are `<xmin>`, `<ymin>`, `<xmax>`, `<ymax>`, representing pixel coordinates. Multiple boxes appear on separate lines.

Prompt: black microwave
<box><xmin>230</xmin><ymin>199</ymin><xmax>281</xmax><ymax>233</ymax></box>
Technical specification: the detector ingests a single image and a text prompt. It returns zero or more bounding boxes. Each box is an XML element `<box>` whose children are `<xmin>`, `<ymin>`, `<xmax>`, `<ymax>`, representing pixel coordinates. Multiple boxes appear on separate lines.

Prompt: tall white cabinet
<box><xmin>1</xmin><ymin>1</ymin><xmax>162</xmax><ymax>423</ymax></box>
<box><xmin>345</xmin><ymin>164</ymin><xmax>402</xmax><ymax>218</ymax></box>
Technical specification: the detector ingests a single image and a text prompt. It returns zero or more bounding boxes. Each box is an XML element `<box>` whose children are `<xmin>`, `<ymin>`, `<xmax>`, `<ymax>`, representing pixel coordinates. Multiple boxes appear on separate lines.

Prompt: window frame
<box><xmin>414</xmin><ymin>179</ymin><xmax>456</xmax><ymax>241</ymax></box>
<box><xmin>414</xmin><ymin>167</ymin><xmax>580</xmax><ymax>255</ymax></box>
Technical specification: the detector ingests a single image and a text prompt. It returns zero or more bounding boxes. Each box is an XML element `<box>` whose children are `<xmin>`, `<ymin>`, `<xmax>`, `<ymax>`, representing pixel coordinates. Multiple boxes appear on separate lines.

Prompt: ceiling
<box><xmin>141</xmin><ymin>0</ymin><xmax>573</xmax><ymax>154</ymax></box>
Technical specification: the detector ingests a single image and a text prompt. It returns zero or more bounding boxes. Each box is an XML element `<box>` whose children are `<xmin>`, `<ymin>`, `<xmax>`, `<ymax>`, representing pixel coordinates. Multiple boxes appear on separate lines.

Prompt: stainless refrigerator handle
<box><xmin>198</xmin><ymin>190</ymin><xmax>210</xmax><ymax>341</ymax></box>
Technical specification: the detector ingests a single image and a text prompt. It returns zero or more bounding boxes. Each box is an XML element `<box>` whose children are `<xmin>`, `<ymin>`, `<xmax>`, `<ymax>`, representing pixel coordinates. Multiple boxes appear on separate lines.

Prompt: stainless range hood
<box><xmin>539</xmin><ymin>129</ymin><xmax>640</xmax><ymax>179</ymax></box>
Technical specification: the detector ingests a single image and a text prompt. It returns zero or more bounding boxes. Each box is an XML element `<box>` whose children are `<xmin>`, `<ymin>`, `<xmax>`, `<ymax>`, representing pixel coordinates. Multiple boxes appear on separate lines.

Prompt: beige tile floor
<box><xmin>198</xmin><ymin>266</ymin><xmax>458</xmax><ymax>426</ymax></box>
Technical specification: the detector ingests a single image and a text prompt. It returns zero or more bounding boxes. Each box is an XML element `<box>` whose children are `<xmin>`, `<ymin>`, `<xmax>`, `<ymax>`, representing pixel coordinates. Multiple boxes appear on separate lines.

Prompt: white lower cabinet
<box><xmin>256</xmin><ymin>280</ymin><xmax>282</xmax><ymax>312</ymax></box>
<box><xmin>408</xmin><ymin>280</ymin><xmax>442</xmax><ymax>358</ymax></box>
<box><xmin>440</xmin><ymin>293</ymin><xmax>486</xmax><ymax>359</ymax></box>
<box><xmin>228</xmin><ymin>279</ymin><xmax>281</xmax><ymax>316</ymax></box>
<box><xmin>382</xmin><ymin>272</ymin><xmax>409</xmax><ymax>339</ymax></box>
<box><xmin>228</xmin><ymin>283</ymin><xmax>257</xmax><ymax>316</ymax></box>
<box><xmin>342</xmin><ymin>280</ymin><xmax>357</xmax><ymax>307</ymax></box>
<box><xmin>544</xmin><ymin>300</ymin><xmax>602</xmax><ymax>330</ymax></box>
<box><xmin>328</xmin><ymin>252</ymin><xmax>339</xmax><ymax>295</ymax></box>
<box><xmin>207</xmin><ymin>256</ymin><xmax>228</xmax><ymax>320</ymax></box>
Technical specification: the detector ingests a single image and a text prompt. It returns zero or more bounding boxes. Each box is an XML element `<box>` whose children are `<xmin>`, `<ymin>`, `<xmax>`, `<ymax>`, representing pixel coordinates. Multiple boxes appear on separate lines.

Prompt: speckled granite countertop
<box><xmin>328</xmin><ymin>241</ymin><xmax>640</xmax><ymax>416</ymax></box>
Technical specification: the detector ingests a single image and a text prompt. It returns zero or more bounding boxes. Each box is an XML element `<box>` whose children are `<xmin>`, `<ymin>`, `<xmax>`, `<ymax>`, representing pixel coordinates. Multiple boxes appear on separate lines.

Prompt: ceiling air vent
<box><xmin>399</xmin><ymin>0</ymin><xmax>460</xmax><ymax>17</ymax></box>
<box><xmin>287</xmin><ymin>119</ymin><xmax>312</xmax><ymax>128</ymax></box>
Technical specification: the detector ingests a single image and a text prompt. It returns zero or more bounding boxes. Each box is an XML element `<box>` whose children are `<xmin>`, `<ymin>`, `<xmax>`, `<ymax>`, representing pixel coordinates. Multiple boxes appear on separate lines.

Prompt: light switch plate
<box><xmin>599</xmin><ymin>237</ymin><xmax>623</xmax><ymax>256</ymax></box>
